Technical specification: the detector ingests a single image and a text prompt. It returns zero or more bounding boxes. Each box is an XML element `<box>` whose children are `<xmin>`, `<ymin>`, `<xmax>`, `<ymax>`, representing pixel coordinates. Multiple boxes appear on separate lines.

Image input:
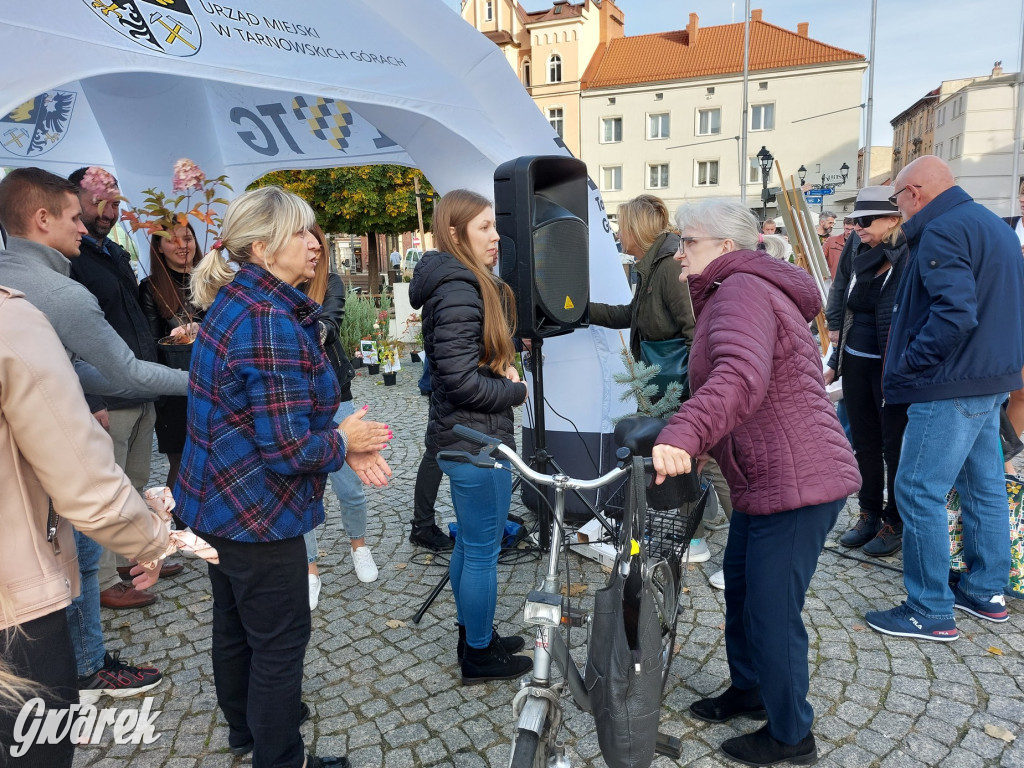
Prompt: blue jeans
<box><xmin>438</xmin><ymin>457</ymin><xmax>512</xmax><ymax>649</ymax></box>
<box><xmin>303</xmin><ymin>400</ymin><xmax>369</xmax><ymax>562</ymax></box>
<box><xmin>65</xmin><ymin>530</ymin><xmax>106</xmax><ymax>678</ymax></box>
<box><xmin>897</xmin><ymin>393</ymin><xmax>1010</xmax><ymax>619</ymax></box>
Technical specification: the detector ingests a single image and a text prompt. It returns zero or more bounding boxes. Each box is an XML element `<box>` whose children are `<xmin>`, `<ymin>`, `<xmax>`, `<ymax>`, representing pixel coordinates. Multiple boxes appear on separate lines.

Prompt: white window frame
<box><xmin>748</xmin><ymin>157</ymin><xmax>774</xmax><ymax>184</ymax></box>
<box><xmin>600</xmin><ymin>165</ymin><xmax>623</xmax><ymax>191</ymax></box>
<box><xmin>601</xmin><ymin>116</ymin><xmax>622</xmax><ymax>144</ymax></box>
<box><xmin>697</xmin><ymin>107</ymin><xmax>721</xmax><ymax>136</ymax></box>
<box><xmin>484</xmin><ymin>0</ymin><xmax>493</xmax><ymax>21</ymax></box>
<box><xmin>695</xmin><ymin>159</ymin><xmax>720</xmax><ymax>187</ymax></box>
<box><xmin>548</xmin><ymin>54</ymin><xmax>562</xmax><ymax>84</ymax></box>
<box><xmin>648</xmin><ymin>112</ymin><xmax>670</xmax><ymax>140</ymax></box>
<box><xmin>547</xmin><ymin>106</ymin><xmax>564</xmax><ymax>138</ymax></box>
<box><xmin>647</xmin><ymin>163</ymin><xmax>670</xmax><ymax>189</ymax></box>
<box><xmin>750</xmin><ymin>102</ymin><xmax>775</xmax><ymax>131</ymax></box>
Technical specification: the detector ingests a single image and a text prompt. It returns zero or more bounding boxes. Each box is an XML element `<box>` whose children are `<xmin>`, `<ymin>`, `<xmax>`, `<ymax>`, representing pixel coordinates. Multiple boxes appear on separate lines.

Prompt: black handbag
<box><xmin>584</xmin><ymin>456</ymin><xmax>667</xmax><ymax>768</ymax></box>
<box><xmin>639</xmin><ymin>337</ymin><xmax>689</xmax><ymax>399</ymax></box>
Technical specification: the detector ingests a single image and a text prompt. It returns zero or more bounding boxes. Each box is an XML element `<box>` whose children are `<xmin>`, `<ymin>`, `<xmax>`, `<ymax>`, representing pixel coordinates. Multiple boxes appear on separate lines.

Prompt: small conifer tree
<box><xmin>612</xmin><ymin>333</ymin><xmax>683</xmax><ymax>421</ymax></box>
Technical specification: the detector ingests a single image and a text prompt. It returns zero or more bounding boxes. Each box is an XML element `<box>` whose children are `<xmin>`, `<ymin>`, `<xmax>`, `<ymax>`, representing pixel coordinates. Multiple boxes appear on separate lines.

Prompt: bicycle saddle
<box><xmin>613</xmin><ymin>415</ymin><xmax>668</xmax><ymax>458</ymax></box>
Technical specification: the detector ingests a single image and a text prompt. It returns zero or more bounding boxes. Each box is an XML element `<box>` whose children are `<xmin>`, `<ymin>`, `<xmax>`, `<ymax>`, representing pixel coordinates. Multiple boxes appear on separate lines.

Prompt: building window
<box><xmin>648</xmin><ymin>113</ymin><xmax>670</xmax><ymax>139</ymax></box>
<box><xmin>696</xmin><ymin>160</ymin><xmax>719</xmax><ymax>186</ymax></box>
<box><xmin>648</xmin><ymin>163</ymin><xmax>669</xmax><ymax>189</ymax></box>
<box><xmin>935</xmin><ymin>142</ymin><xmax>943</xmax><ymax>158</ymax></box>
<box><xmin>706</xmin><ymin>86</ymin><xmax>715</xmax><ymax>96</ymax></box>
<box><xmin>758</xmin><ymin>81</ymin><xmax>768</xmax><ymax>90</ymax></box>
<box><xmin>548</xmin><ymin>54</ymin><xmax>562</xmax><ymax>83</ymax></box>
<box><xmin>523</xmin><ymin>60</ymin><xmax>531</xmax><ymax>87</ymax></box>
<box><xmin>748</xmin><ymin>157</ymin><xmax>773</xmax><ymax>184</ymax></box>
<box><xmin>601</xmin><ymin>117</ymin><xmax>622</xmax><ymax>143</ymax></box>
<box><xmin>548</xmin><ymin>107</ymin><xmax>564</xmax><ymax>138</ymax></box>
<box><xmin>936</xmin><ymin>107</ymin><xmax>944</xmax><ymax>127</ymax></box>
<box><xmin>697</xmin><ymin>108</ymin><xmax>721</xmax><ymax>136</ymax></box>
<box><xmin>655</xmin><ymin>92</ymin><xmax>663</xmax><ymax>100</ymax></box>
<box><xmin>949</xmin><ymin>134</ymin><xmax>961</xmax><ymax>158</ymax></box>
<box><xmin>607</xmin><ymin>97</ymin><xmax>616</xmax><ymax>105</ymax></box>
<box><xmin>601</xmin><ymin>165</ymin><xmax>622</xmax><ymax>191</ymax></box>
<box><xmin>751</xmin><ymin>103</ymin><xmax>775</xmax><ymax>131</ymax></box>
<box><xmin>484</xmin><ymin>0</ymin><xmax>493</xmax><ymax>21</ymax></box>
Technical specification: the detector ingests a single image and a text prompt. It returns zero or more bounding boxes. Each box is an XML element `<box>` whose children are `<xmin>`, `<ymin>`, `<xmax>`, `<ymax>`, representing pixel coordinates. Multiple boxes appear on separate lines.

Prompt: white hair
<box><xmin>674</xmin><ymin>199</ymin><xmax>760</xmax><ymax>252</ymax></box>
<box><xmin>760</xmin><ymin>234</ymin><xmax>788</xmax><ymax>260</ymax></box>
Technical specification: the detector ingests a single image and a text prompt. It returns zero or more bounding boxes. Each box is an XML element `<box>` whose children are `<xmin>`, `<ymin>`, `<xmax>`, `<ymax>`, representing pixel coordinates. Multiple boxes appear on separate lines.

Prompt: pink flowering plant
<box><xmin>118</xmin><ymin>157</ymin><xmax>232</xmax><ymax>252</ymax></box>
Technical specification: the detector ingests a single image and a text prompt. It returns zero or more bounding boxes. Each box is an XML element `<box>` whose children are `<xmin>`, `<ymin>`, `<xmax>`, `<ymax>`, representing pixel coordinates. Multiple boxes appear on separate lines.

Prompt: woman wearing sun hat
<box><xmin>825</xmin><ymin>186</ymin><xmax>911</xmax><ymax>556</ymax></box>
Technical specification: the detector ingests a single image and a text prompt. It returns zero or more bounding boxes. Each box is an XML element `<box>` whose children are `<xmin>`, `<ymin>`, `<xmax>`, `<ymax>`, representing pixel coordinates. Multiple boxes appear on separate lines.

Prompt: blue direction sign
<box><xmin>805</xmin><ymin>195</ymin><xmax>823</xmax><ymax>205</ymax></box>
<box><xmin>821</xmin><ymin>188</ymin><xmax>836</xmax><ymax>195</ymax></box>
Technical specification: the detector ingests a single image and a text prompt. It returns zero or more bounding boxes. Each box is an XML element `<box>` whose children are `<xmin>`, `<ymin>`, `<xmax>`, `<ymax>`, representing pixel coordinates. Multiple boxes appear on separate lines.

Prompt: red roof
<box><xmin>582</xmin><ymin>19</ymin><xmax>864</xmax><ymax>89</ymax></box>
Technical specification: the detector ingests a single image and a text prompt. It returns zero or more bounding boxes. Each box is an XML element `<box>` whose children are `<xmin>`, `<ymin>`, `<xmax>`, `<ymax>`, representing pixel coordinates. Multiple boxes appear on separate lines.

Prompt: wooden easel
<box><xmin>775</xmin><ymin>161</ymin><xmax>830</xmax><ymax>356</ymax></box>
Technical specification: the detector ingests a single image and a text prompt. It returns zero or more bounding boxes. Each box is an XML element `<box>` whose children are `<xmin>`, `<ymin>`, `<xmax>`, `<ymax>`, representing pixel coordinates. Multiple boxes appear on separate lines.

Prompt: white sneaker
<box><xmin>351</xmin><ymin>546</ymin><xmax>379</xmax><ymax>583</ymax></box>
<box><xmin>708</xmin><ymin>568</ymin><xmax>725</xmax><ymax>590</ymax></box>
<box><xmin>308</xmin><ymin>573</ymin><xmax>321</xmax><ymax>610</ymax></box>
<box><xmin>687</xmin><ymin>538</ymin><xmax>711</xmax><ymax>563</ymax></box>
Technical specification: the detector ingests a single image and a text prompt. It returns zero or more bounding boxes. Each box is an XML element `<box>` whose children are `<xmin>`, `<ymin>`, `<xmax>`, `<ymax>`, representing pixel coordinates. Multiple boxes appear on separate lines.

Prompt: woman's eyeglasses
<box><xmin>677</xmin><ymin>236</ymin><xmax>724</xmax><ymax>250</ymax></box>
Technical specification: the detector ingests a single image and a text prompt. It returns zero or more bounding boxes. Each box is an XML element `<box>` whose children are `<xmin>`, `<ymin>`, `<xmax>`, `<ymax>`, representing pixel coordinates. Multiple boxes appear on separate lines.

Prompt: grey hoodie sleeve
<box><xmin>52</xmin><ymin>284</ymin><xmax>188</xmax><ymax>398</ymax></box>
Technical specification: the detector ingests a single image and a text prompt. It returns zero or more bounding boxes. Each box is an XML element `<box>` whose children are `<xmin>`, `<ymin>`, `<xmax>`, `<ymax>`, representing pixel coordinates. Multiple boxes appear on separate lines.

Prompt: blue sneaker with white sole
<box><xmin>864</xmin><ymin>602</ymin><xmax>958</xmax><ymax>642</ymax></box>
<box><xmin>952</xmin><ymin>586</ymin><xmax>1008</xmax><ymax>623</ymax></box>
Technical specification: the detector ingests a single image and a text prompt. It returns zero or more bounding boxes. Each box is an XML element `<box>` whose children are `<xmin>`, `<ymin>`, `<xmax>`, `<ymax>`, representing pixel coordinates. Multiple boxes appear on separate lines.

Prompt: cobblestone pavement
<box><xmin>71</xmin><ymin>366</ymin><xmax>1024</xmax><ymax>768</ymax></box>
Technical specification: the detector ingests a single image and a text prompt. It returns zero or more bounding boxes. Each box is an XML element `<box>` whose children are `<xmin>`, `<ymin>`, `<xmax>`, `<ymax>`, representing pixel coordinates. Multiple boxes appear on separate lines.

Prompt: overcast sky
<box><xmin>442</xmin><ymin>0</ymin><xmax>1024</xmax><ymax>148</ymax></box>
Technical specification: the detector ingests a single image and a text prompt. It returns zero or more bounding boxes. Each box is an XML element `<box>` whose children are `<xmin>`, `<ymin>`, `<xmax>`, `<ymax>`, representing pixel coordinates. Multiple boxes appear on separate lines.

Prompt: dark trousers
<box><xmin>0</xmin><ymin>610</ymin><xmax>77</xmax><ymax>768</ymax></box>
<box><xmin>842</xmin><ymin>354</ymin><xmax>909</xmax><ymax>522</ymax></box>
<box><xmin>412</xmin><ymin>447</ymin><xmax>443</xmax><ymax>530</ymax></box>
<box><xmin>204</xmin><ymin>533</ymin><xmax>310</xmax><ymax>768</ymax></box>
<box><xmin>723</xmin><ymin>501</ymin><xmax>842</xmax><ymax>745</ymax></box>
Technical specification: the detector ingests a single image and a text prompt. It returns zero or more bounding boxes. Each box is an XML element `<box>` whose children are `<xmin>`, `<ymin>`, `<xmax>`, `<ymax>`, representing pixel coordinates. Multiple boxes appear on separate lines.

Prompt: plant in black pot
<box><xmin>404</xmin><ymin>312</ymin><xmax>423</xmax><ymax>362</ymax></box>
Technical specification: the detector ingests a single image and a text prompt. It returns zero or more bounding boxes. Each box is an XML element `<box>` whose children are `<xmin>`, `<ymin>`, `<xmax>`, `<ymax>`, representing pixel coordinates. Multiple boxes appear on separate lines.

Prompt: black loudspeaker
<box><xmin>494</xmin><ymin>155</ymin><xmax>590</xmax><ymax>339</ymax></box>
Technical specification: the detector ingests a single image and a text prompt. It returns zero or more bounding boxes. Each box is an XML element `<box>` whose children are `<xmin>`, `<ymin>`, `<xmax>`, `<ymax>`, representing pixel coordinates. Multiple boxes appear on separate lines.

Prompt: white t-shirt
<box><xmin>1015</xmin><ymin>218</ymin><xmax>1024</xmax><ymax>247</ymax></box>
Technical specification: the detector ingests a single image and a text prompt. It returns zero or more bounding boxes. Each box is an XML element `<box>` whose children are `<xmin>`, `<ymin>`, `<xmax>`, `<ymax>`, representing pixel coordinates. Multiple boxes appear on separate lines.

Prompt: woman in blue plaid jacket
<box><xmin>176</xmin><ymin>186</ymin><xmax>390</xmax><ymax>768</ymax></box>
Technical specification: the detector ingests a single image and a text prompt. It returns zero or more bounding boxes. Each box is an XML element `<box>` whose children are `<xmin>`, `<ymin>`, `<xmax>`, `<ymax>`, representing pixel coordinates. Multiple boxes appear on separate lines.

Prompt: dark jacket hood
<box><xmin>409</xmin><ymin>250</ymin><xmax>478</xmax><ymax>310</ymax></box>
<box><xmin>688</xmin><ymin>249</ymin><xmax>822</xmax><ymax>322</ymax></box>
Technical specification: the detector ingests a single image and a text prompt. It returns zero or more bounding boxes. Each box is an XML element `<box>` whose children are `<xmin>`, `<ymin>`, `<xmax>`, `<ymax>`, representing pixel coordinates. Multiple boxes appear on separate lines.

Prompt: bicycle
<box><xmin>439</xmin><ymin>416</ymin><xmax>707</xmax><ymax>768</ymax></box>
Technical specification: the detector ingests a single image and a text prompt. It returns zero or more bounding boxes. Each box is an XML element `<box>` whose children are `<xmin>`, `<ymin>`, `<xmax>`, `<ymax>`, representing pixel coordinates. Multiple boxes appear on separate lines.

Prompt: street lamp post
<box><xmin>798</xmin><ymin>162</ymin><xmax>851</xmax><ymax>213</ymax></box>
<box><xmin>757</xmin><ymin>145</ymin><xmax>774</xmax><ymax>222</ymax></box>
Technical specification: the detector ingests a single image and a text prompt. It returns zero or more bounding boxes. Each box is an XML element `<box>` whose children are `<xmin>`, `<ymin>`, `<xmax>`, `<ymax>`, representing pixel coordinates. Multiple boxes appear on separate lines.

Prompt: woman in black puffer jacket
<box><xmin>410</xmin><ymin>189</ymin><xmax>531</xmax><ymax>685</ymax></box>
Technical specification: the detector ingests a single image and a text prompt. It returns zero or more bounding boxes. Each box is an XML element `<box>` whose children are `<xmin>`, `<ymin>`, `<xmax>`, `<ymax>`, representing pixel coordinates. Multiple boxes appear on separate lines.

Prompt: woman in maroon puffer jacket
<box><xmin>652</xmin><ymin>199</ymin><xmax>859</xmax><ymax>767</ymax></box>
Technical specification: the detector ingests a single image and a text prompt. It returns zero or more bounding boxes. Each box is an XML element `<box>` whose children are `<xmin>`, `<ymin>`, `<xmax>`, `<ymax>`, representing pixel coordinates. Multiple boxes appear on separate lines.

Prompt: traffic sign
<box><xmin>821</xmin><ymin>188</ymin><xmax>836</xmax><ymax>196</ymax></box>
<box><xmin>805</xmin><ymin>195</ymin><xmax>823</xmax><ymax>205</ymax></box>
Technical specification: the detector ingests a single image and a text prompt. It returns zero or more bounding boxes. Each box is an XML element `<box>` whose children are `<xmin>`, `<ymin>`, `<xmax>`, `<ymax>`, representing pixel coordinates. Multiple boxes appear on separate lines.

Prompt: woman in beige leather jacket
<box><xmin>0</xmin><ymin>285</ymin><xmax>170</xmax><ymax>767</ymax></box>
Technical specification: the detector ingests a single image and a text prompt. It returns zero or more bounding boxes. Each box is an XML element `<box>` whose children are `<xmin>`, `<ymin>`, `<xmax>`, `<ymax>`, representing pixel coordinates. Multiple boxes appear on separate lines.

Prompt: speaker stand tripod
<box><xmin>411</xmin><ymin>337</ymin><xmax>601</xmax><ymax>624</ymax></box>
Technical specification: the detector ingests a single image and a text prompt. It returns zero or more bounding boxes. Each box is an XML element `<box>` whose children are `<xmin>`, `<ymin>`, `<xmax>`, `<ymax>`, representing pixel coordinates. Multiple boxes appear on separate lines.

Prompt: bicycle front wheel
<box><xmin>509</xmin><ymin>729</ymin><xmax>545</xmax><ymax>768</ymax></box>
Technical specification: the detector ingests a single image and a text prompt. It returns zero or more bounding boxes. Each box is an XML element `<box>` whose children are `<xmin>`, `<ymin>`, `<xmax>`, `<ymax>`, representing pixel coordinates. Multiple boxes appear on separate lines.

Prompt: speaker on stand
<box><xmin>494</xmin><ymin>155</ymin><xmax>591</xmax><ymax>549</ymax></box>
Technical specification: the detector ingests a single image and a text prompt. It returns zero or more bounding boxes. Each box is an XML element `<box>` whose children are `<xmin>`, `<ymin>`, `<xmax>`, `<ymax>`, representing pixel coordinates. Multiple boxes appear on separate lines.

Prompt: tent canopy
<box><xmin>0</xmin><ymin>0</ymin><xmax>636</xmax><ymax>484</ymax></box>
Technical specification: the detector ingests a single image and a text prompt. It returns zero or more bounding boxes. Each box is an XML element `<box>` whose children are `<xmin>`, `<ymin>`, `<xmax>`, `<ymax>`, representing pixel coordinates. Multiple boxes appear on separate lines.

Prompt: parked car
<box><xmin>402</xmin><ymin>248</ymin><xmax>423</xmax><ymax>279</ymax></box>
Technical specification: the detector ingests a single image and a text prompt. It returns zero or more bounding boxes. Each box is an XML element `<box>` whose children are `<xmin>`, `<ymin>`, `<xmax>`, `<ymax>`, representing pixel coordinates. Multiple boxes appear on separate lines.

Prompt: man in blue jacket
<box><xmin>866</xmin><ymin>156</ymin><xmax>1024</xmax><ymax>641</ymax></box>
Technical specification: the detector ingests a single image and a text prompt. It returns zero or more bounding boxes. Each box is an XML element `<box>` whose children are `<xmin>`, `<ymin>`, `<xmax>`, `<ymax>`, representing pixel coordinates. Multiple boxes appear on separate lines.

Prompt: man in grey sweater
<box><xmin>0</xmin><ymin>167</ymin><xmax>187</xmax><ymax>702</ymax></box>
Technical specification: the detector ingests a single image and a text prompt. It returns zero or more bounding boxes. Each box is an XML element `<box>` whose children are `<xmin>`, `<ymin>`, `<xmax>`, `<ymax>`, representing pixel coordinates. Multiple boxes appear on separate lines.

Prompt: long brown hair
<box><xmin>148</xmin><ymin>221</ymin><xmax>200</xmax><ymax>321</ymax></box>
<box><xmin>433</xmin><ymin>189</ymin><xmax>517</xmax><ymax>374</ymax></box>
<box><xmin>303</xmin><ymin>223</ymin><xmax>330</xmax><ymax>304</ymax></box>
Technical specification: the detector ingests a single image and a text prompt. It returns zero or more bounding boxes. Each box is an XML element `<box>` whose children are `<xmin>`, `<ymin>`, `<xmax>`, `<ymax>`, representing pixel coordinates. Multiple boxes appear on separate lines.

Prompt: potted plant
<box><xmin>404</xmin><ymin>312</ymin><xmax>423</xmax><ymax>362</ymax></box>
<box><xmin>373</xmin><ymin>308</ymin><xmax>401</xmax><ymax>384</ymax></box>
<box><xmin>83</xmin><ymin>160</ymin><xmax>230</xmax><ymax>370</ymax></box>
<box><xmin>339</xmin><ymin>288</ymin><xmax>376</xmax><ymax>369</ymax></box>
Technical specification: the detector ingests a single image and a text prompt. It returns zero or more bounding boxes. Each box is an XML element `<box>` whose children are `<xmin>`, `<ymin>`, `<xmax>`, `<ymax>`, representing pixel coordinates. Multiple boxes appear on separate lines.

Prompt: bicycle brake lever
<box><xmin>436</xmin><ymin>449</ymin><xmax>498</xmax><ymax>469</ymax></box>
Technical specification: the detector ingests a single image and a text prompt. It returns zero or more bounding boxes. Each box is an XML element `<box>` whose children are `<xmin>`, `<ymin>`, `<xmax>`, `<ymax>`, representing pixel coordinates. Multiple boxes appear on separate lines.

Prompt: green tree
<box><xmin>251</xmin><ymin>165</ymin><xmax>434</xmax><ymax>295</ymax></box>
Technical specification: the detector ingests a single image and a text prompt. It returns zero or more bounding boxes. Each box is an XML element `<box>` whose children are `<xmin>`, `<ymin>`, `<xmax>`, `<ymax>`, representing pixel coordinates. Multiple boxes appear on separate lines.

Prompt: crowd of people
<box><xmin>1</xmin><ymin>154</ymin><xmax>1022</xmax><ymax>768</ymax></box>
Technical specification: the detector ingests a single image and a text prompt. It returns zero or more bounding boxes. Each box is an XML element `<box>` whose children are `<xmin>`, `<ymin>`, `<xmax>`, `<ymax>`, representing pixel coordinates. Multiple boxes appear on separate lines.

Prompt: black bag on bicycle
<box><xmin>584</xmin><ymin>456</ymin><xmax>666</xmax><ymax>768</ymax></box>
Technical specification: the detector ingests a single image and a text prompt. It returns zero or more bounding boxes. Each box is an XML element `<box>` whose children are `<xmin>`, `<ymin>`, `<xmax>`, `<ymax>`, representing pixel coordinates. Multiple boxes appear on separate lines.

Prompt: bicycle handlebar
<box><xmin>442</xmin><ymin>424</ymin><xmax>655</xmax><ymax>490</ymax></box>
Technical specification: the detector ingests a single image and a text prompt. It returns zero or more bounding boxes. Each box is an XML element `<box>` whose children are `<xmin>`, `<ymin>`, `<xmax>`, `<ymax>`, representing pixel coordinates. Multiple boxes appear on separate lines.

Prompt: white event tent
<box><xmin>0</xmin><ymin>0</ymin><xmax>636</xmax><ymax>507</ymax></box>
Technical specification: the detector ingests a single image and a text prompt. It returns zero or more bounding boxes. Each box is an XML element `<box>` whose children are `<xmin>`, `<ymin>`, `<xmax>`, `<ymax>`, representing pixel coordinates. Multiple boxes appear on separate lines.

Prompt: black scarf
<box><xmin>848</xmin><ymin>242</ymin><xmax>888</xmax><ymax>307</ymax></box>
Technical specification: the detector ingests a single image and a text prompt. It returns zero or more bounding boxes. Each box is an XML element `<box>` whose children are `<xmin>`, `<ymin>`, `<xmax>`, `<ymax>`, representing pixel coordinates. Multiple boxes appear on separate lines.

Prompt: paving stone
<box><xmin>59</xmin><ymin>372</ymin><xmax>1024</xmax><ymax>767</ymax></box>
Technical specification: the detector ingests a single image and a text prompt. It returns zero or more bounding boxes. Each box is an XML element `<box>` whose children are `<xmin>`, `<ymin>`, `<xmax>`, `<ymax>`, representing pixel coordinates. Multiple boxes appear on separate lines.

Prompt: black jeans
<box><xmin>842</xmin><ymin>353</ymin><xmax>908</xmax><ymax>523</ymax></box>
<box><xmin>204</xmin><ymin>533</ymin><xmax>309</xmax><ymax>768</ymax></box>
<box><xmin>0</xmin><ymin>610</ymin><xmax>77</xmax><ymax>768</ymax></box>
<box><xmin>412</xmin><ymin>447</ymin><xmax>443</xmax><ymax>530</ymax></box>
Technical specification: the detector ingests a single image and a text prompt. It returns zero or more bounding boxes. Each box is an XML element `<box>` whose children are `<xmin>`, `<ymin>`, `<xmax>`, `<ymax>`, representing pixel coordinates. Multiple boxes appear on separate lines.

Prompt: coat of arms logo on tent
<box><xmin>291</xmin><ymin>97</ymin><xmax>353</xmax><ymax>152</ymax></box>
<box><xmin>1</xmin><ymin>91</ymin><xmax>76</xmax><ymax>158</ymax></box>
<box><xmin>83</xmin><ymin>0</ymin><xmax>201</xmax><ymax>57</ymax></box>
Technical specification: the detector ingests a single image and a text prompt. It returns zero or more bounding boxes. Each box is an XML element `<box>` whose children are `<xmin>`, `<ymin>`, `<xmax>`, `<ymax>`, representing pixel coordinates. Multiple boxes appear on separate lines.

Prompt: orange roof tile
<box><xmin>582</xmin><ymin>19</ymin><xmax>864</xmax><ymax>90</ymax></box>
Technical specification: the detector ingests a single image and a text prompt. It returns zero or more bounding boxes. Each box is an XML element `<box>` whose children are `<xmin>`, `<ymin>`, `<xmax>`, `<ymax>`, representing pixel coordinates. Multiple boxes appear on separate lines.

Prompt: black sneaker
<box><xmin>308</xmin><ymin>756</ymin><xmax>350</xmax><ymax>768</ymax></box>
<box><xmin>77</xmin><ymin>651</ymin><xmax>162</xmax><ymax>705</ymax></box>
<box><xmin>838</xmin><ymin>511</ymin><xmax>879</xmax><ymax>548</ymax></box>
<box><xmin>409</xmin><ymin>524</ymin><xmax>454</xmax><ymax>551</ymax></box>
